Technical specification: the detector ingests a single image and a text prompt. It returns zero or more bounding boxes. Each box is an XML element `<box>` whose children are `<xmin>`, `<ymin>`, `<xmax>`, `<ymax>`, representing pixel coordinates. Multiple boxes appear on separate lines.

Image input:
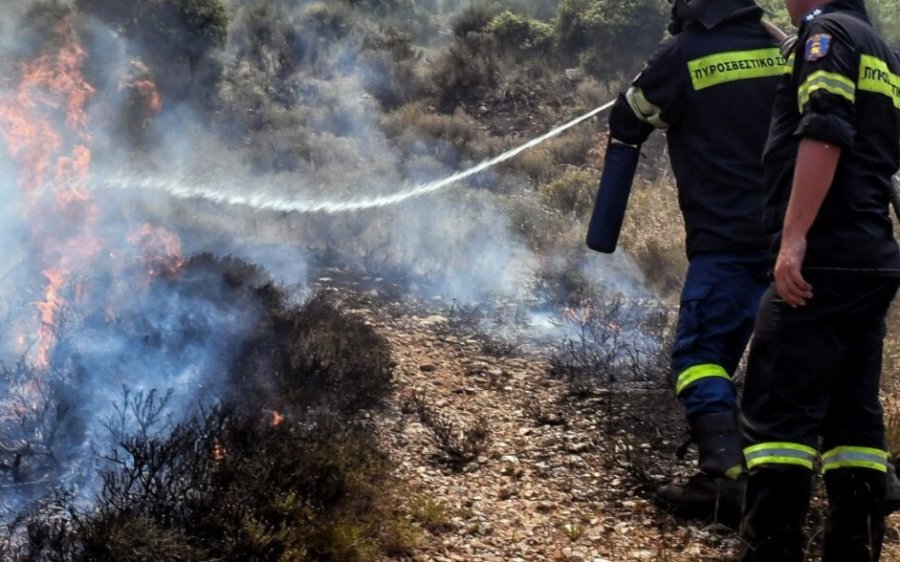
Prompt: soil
<box><xmin>329</xmin><ymin>279</ymin><xmax>900</xmax><ymax>562</ymax></box>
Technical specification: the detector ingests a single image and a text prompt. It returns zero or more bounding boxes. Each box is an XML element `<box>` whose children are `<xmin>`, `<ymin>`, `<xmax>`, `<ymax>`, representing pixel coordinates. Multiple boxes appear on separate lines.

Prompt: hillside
<box><xmin>2</xmin><ymin>0</ymin><xmax>900</xmax><ymax>560</ymax></box>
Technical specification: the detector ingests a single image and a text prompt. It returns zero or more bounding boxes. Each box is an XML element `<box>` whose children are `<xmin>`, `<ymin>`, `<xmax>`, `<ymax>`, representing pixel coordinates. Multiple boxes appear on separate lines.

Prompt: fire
<box><xmin>33</xmin><ymin>266</ymin><xmax>69</xmax><ymax>369</ymax></box>
<box><xmin>270</xmin><ymin>410</ymin><xmax>285</xmax><ymax>427</ymax></box>
<box><xmin>0</xmin><ymin>21</ymin><xmax>182</xmax><ymax>372</ymax></box>
<box><xmin>212</xmin><ymin>439</ymin><xmax>226</xmax><ymax>462</ymax></box>
<box><xmin>127</xmin><ymin>224</ymin><xmax>185</xmax><ymax>278</ymax></box>
<box><xmin>0</xmin><ymin>22</ymin><xmax>93</xmax><ymax>196</ymax></box>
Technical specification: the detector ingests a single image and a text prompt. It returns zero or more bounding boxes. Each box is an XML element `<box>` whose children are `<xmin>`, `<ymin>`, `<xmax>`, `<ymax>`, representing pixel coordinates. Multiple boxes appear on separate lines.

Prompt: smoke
<box><xmin>0</xmin><ymin>0</ymin><xmax>652</xmax><ymax>525</ymax></box>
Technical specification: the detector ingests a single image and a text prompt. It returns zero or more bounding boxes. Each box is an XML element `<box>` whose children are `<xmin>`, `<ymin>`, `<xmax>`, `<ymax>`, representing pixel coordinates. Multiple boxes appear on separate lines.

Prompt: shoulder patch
<box><xmin>805</xmin><ymin>33</ymin><xmax>832</xmax><ymax>62</ymax></box>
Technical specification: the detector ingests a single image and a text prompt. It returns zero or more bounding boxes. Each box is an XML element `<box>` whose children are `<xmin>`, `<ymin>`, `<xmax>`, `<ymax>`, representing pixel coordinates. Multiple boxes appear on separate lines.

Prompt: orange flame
<box><xmin>0</xmin><ymin>20</ymin><xmax>182</xmax><ymax>376</ymax></box>
<box><xmin>127</xmin><ymin>224</ymin><xmax>185</xmax><ymax>278</ymax></box>
<box><xmin>212</xmin><ymin>439</ymin><xmax>226</xmax><ymax>462</ymax></box>
<box><xmin>270</xmin><ymin>410</ymin><xmax>285</xmax><ymax>427</ymax></box>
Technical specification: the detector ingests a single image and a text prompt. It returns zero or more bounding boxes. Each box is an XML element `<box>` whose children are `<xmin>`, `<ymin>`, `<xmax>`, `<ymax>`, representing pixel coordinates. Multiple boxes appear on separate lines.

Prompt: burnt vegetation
<box><xmin>1</xmin><ymin>255</ymin><xmax>405</xmax><ymax>561</ymax></box>
<box><xmin>549</xmin><ymin>297</ymin><xmax>673</xmax><ymax>396</ymax></box>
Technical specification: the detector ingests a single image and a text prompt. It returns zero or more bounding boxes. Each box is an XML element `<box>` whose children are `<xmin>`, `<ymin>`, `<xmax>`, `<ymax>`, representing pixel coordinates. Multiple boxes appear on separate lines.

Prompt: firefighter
<box><xmin>590</xmin><ymin>0</ymin><xmax>786</xmax><ymax>518</ymax></box>
<box><xmin>739</xmin><ymin>0</ymin><xmax>900</xmax><ymax>559</ymax></box>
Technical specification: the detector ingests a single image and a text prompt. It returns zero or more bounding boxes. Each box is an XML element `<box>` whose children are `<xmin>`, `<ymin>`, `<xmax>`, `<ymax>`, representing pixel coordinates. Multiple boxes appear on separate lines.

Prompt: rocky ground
<box><xmin>326</xmin><ymin>277</ymin><xmax>900</xmax><ymax>561</ymax></box>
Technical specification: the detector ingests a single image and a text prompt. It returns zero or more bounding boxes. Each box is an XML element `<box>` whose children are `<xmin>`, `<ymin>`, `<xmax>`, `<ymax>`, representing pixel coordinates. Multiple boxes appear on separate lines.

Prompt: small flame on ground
<box><xmin>212</xmin><ymin>439</ymin><xmax>226</xmax><ymax>463</ymax></box>
<box><xmin>270</xmin><ymin>410</ymin><xmax>285</xmax><ymax>427</ymax></box>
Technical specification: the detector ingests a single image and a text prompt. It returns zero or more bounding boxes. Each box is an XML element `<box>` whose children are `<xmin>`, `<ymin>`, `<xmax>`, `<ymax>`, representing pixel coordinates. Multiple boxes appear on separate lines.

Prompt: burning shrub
<box><xmin>1</xmin><ymin>255</ymin><xmax>402</xmax><ymax>561</ymax></box>
<box><xmin>7</xmin><ymin>406</ymin><xmax>402</xmax><ymax>561</ymax></box>
<box><xmin>549</xmin><ymin>296</ymin><xmax>673</xmax><ymax>395</ymax></box>
<box><xmin>75</xmin><ymin>0</ymin><xmax>228</xmax><ymax>101</ymax></box>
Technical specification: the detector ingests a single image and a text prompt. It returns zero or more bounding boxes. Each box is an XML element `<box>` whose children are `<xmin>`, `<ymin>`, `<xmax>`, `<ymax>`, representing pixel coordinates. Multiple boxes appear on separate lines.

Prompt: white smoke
<box><xmin>0</xmin><ymin>0</ymin><xmax>652</xmax><ymax>523</ymax></box>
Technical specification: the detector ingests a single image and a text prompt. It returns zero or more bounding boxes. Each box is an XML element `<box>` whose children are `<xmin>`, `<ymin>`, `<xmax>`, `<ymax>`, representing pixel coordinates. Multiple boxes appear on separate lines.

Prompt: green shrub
<box><xmin>555</xmin><ymin>0</ymin><xmax>666</xmax><ymax>79</ymax></box>
<box><xmin>539</xmin><ymin>167</ymin><xmax>597</xmax><ymax>218</ymax></box>
<box><xmin>486</xmin><ymin>10</ymin><xmax>553</xmax><ymax>57</ymax></box>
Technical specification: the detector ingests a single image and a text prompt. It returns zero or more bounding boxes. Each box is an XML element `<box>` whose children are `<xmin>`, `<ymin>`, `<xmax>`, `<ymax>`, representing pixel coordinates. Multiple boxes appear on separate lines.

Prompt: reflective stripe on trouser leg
<box><xmin>821</xmin><ymin>446</ymin><xmax>889</xmax><ymax>473</ymax></box>
<box><xmin>744</xmin><ymin>442</ymin><xmax>817</xmax><ymax>470</ymax></box>
<box><xmin>675</xmin><ymin>363</ymin><xmax>730</xmax><ymax>396</ymax></box>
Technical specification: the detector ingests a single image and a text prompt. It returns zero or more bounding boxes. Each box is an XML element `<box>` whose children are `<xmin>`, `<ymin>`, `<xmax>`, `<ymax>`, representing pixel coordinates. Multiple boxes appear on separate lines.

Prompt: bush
<box><xmin>486</xmin><ymin>10</ymin><xmax>553</xmax><ymax>57</ymax></box>
<box><xmin>451</xmin><ymin>3</ymin><xmax>496</xmax><ymax>37</ymax></box>
<box><xmin>549</xmin><ymin>296</ymin><xmax>672</xmax><ymax>395</ymax></box>
<box><xmin>544</xmin><ymin>129</ymin><xmax>597</xmax><ymax>166</ymax></box>
<box><xmin>383</xmin><ymin>103</ymin><xmax>488</xmax><ymax>168</ymax></box>
<box><xmin>510</xmin><ymin>147</ymin><xmax>555</xmax><ymax>183</ymax></box>
<box><xmin>555</xmin><ymin>0</ymin><xmax>667</xmax><ymax>79</ymax></box>
<box><xmin>429</xmin><ymin>31</ymin><xmax>500</xmax><ymax>110</ymax></box>
<box><xmin>539</xmin><ymin>167</ymin><xmax>596</xmax><ymax>219</ymax></box>
<box><xmin>359</xmin><ymin>27</ymin><xmax>424</xmax><ymax>109</ymax></box>
<box><xmin>75</xmin><ymin>0</ymin><xmax>228</xmax><ymax>102</ymax></box>
<box><xmin>2</xmin><ymin>255</ymin><xmax>402</xmax><ymax>561</ymax></box>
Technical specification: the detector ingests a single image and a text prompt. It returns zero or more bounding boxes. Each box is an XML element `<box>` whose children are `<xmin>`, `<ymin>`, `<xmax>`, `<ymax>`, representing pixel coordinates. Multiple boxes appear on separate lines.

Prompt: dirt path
<box><xmin>344</xmin><ymin>290</ymin><xmax>900</xmax><ymax>561</ymax></box>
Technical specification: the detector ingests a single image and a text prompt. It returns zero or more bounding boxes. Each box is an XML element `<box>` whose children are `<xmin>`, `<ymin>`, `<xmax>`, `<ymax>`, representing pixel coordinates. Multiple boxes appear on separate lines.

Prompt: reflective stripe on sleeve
<box><xmin>858</xmin><ymin>54</ymin><xmax>900</xmax><ymax>110</ymax></box>
<box><xmin>798</xmin><ymin>70</ymin><xmax>856</xmax><ymax>110</ymax></box>
<box><xmin>687</xmin><ymin>48</ymin><xmax>789</xmax><ymax>90</ymax></box>
<box><xmin>624</xmin><ymin>87</ymin><xmax>668</xmax><ymax>129</ymax></box>
<box><xmin>674</xmin><ymin>363</ymin><xmax>729</xmax><ymax>395</ymax></box>
<box><xmin>744</xmin><ymin>442</ymin><xmax>817</xmax><ymax>470</ymax></box>
<box><xmin>822</xmin><ymin>446</ymin><xmax>889</xmax><ymax>473</ymax></box>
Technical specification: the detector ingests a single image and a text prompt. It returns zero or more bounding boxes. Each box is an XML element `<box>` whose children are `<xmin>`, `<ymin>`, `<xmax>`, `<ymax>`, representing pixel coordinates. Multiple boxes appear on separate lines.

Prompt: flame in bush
<box><xmin>0</xmin><ymin>22</ymin><xmax>182</xmax><ymax>370</ymax></box>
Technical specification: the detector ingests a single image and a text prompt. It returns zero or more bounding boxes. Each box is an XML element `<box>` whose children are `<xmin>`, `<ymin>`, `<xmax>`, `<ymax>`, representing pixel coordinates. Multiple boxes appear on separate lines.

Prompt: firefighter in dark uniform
<box><xmin>591</xmin><ymin>0</ymin><xmax>785</xmax><ymax>516</ymax></box>
<box><xmin>739</xmin><ymin>0</ymin><xmax>900</xmax><ymax>559</ymax></box>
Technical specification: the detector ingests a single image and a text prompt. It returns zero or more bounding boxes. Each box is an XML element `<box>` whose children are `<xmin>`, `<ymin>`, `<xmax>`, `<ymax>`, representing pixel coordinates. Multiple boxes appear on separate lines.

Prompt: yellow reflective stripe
<box><xmin>744</xmin><ymin>442</ymin><xmax>817</xmax><ymax>470</ymax></box>
<box><xmin>858</xmin><ymin>54</ymin><xmax>900</xmax><ymax>110</ymax></box>
<box><xmin>687</xmin><ymin>48</ymin><xmax>789</xmax><ymax>90</ymax></box>
<box><xmin>625</xmin><ymin>87</ymin><xmax>668</xmax><ymax>129</ymax></box>
<box><xmin>822</xmin><ymin>446</ymin><xmax>889</xmax><ymax>473</ymax></box>
<box><xmin>798</xmin><ymin>70</ymin><xmax>856</xmax><ymax>110</ymax></box>
<box><xmin>724</xmin><ymin>464</ymin><xmax>744</xmax><ymax>480</ymax></box>
<box><xmin>674</xmin><ymin>363</ymin><xmax>729</xmax><ymax>395</ymax></box>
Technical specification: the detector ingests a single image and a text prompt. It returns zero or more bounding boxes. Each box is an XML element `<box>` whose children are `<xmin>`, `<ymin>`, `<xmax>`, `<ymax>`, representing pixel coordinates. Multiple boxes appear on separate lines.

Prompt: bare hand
<box><xmin>774</xmin><ymin>236</ymin><xmax>813</xmax><ymax>307</ymax></box>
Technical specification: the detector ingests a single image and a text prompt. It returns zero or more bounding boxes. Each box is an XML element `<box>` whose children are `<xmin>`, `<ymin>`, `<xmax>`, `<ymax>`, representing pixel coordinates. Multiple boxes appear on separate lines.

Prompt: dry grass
<box><xmin>618</xmin><ymin>177</ymin><xmax>688</xmax><ymax>299</ymax></box>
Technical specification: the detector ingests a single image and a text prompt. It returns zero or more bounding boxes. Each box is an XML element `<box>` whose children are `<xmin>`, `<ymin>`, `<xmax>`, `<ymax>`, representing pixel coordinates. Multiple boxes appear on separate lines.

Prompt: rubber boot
<box><xmin>823</xmin><ymin>468</ymin><xmax>886</xmax><ymax>562</ymax></box>
<box><xmin>886</xmin><ymin>465</ymin><xmax>900</xmax><ymax>515</ymax></box>
<box><xmin>740</xmin><ymin>464</ymin><xmax>813</xmax><ymax>562</ymax></box>
<box><xmin>657</xmin><ymin>411</ymin><xmax>745</xmax><ymax>526</ymax></box>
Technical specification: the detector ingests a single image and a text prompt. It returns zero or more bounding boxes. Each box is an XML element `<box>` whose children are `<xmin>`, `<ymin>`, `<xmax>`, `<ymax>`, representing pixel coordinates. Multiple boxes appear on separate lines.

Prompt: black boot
<box><xmin>823</xmin><ymin>468</ymin><xmax>886</xmax><ymax>562</ymax></box>
<box><xmin>740</xmin><ymin>465</ymin><xmax>812</xmax><ymax>562</ymax></box>
<box><xmin>886</xmin><ymin>465</ymin><xmax>900</xmax><ymax>514</ymax></box>
<box><xmin>657</xmin><ymin>411</ymin><xmax>745</xmax><ymax>526</ymax></box>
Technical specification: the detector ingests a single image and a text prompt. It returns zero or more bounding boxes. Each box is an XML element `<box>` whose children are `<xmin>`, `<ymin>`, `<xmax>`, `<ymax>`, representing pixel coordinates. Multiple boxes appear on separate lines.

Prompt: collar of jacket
<box><xmin>801</xmin><ymin>0</ymin><xmax>870</xmax><ymax>27</ymax></box>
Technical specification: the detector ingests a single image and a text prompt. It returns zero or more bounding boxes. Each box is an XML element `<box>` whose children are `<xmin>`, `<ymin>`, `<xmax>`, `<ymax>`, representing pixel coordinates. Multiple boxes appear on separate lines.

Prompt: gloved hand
<box><xmin>779</xmin><ymin>35</ymin><xmax>798</xmax><ymax>59</ymax></box>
